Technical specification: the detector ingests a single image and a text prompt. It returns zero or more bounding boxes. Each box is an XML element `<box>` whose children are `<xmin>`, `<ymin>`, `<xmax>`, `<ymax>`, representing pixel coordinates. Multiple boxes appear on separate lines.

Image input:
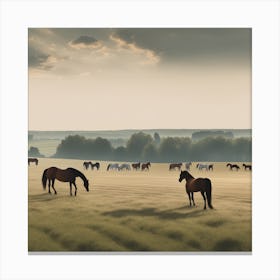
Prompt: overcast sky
<box><xmin>29</xmin><ymin>28</ymin><xmax>251</xmax><ymax>130</ymax></box>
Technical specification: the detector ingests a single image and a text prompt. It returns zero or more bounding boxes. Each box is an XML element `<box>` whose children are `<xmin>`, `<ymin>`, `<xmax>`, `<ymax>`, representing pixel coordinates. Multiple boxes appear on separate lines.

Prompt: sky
<box><xmin>28</xmin><ymin>28</ymin><xmax>251</xmax><ymax>131</ymax></box>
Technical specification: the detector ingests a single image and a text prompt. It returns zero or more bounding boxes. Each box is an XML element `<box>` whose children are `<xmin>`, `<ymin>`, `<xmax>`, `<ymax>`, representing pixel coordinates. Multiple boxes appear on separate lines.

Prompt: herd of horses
<box><xmin>29</xmin><ymin>158</ymin><xmax>252</xmax><ymax>172</ymax></box>
<box><xmin>39</xmin><ymin>166</ymin><xmax>214</xmax><ymax>209</ymax></box>
<box><xmin>29</xmin><ymin>158</ymin><xmax>251</xmax><ymax>209</ymax></box>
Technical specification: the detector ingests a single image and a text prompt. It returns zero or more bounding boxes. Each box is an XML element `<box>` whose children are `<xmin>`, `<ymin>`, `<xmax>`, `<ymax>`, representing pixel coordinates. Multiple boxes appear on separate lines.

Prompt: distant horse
<box><xmin>28</xmin><ymin>158</ymin><xmax>38</xmax><ymax>166</ymax></box>
<box><xmin>42</xmin><ymin>167</ymin><xmax>89</xmax><ymax>196</ymax></box>
<box><xmin>83</xmin><ymin>161</ymin><xmax>91</xmax><ymax>170</ymax></box>
<box><xmin>227</xmin><ymin>163</ymin><xmax>240</xmax><ymax>171</ymax></box>
<box><xmin>185</xmin><ymin>162</ymin><xmax>192</xmax><ymax>170</ymax></box>
<box><xmin>132</xmin><ymin>162</ymin><xmax>141</xmax><ymax>170</ymax></box>
<box><xmin>178</xmin><ymin>170</ymin><xmax>213</xmax><ymax>210</ymax></box>
<box><xmin>169</xmin><ymin>163</ymin><xmax>182</xmax><ymax>171</ymax></box>
<box><xmin>243</xmin><ymin>163</ymin><xmax>252</xmax><ymax>171</ymax></box>
<box><xmin>196</xmin><ymin>163</ymin><xmax>213</xmax><ymax>171</ymax></box>
<box><xmin>141</xmin><ymin>162</ymin><xmax>151</xmax><ymax>171</ymax></box>
<box><xmin>119</xmin><ymin>163</ymin><xmax>131</xmax><ymax>171</ymax></box>
<box><xmin>107</xmin><ymin>163</ymin><xmax>120</xmax><ymax>171</ymax></box>
<box><xmin>90</xmin><ymin>162</ymin><xmax>100</xmax><ymax>170</ymax></box>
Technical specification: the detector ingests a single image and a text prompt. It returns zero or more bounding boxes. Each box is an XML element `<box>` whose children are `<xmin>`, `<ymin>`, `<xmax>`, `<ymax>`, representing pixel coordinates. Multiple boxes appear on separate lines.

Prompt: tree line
<box><xmin>52</xmin><ymin>132</ymin><xmax>251</xmax><ymax>162</ymax></box>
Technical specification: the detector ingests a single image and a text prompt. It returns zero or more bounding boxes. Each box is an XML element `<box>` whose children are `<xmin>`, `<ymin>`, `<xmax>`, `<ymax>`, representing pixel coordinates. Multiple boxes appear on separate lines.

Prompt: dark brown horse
<box><xmin>227</xmin><ymin>163</ymin><xmax>240</xmax><ymax>171</ymax></box>
<box><xmin>178</xmin><ymin>170</ymin><xmax>213</xmax><ymax>210</ymax></box>
<box><xmin>90</xmin><ymin>162</ymin><xmax>100</xmax><ymax>170</ymax></box>
<box><xmin>28</xmin><ymin>158</ymin><xmax>38</xmax><ymax>166</ymax></box>
<box><xmin>42</xmin><ymin>167</ymin><xmax>89</xmax><ymax>196</ymax></box>
<box><xmin>132</xmin><ymin>162</ymin><xmax>141</xmax><ymax>170</ymax></box>
<box><xmin>169</xmin><ymin>163</ymin><xmax>182</xmax><ymax>171</ymax></box>
<box><xmin>83</xmin><ymin>161</ymin><xmax>92</xmax><ymax>170</ymax></box>
<box><xmin>243</xmin><ymin>163</ymin><xmax>252</xmax><ymax>171</ymax></box>
<box><xmin>141</xmin><ymin>162</ymin><xmax>151</xmax><ymax>171</ymax></box>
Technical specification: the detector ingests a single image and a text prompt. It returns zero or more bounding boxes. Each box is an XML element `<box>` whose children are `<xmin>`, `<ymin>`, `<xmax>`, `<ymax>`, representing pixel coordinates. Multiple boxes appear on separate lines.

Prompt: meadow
<box><xmin>28</xmin><ymin>158</ymin><xmax>251</xmax><ymax>252</ymax></box>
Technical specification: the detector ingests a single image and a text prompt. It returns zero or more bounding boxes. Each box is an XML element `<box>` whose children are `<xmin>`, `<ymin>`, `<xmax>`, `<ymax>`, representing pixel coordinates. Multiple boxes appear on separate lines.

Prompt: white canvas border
<box><xmin>0</xmin><ymin>0</ymin><xmax>279</xmax><ymax>280</ymax></box>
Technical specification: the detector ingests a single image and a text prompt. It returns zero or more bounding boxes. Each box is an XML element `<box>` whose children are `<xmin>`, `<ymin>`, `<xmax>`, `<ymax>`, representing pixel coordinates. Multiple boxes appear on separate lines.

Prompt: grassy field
<box><xmin>28</xmin><ymin>158</ymin><xmax>251</xmax><ymax>252</ymax></box>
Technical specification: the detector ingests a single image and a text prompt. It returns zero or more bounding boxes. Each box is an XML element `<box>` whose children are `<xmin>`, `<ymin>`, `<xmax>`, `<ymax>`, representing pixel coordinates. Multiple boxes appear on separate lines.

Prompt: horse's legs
<box><xmin>51</xmin><ymin>179</ymin><xmax>57</xmax><ymax>194</ymax></box>
<box><xmin>73</xmin><ymin>181</ymin><xmax>77</xmax><ymax>196</ymax></box>
<box><xmin>191</xmin><ymin>192</ymin><xmax>195</xmax><ymax>206</ymax></box>
<box><xmin>69</xmin><ymin>182</ymin><xmax>72</xmax><ymax>196</ymax></box>
<box><xmin>48</xmin><ymin>179</ymin><xmax>51</xmax><ymax>194</ymax></box>
<box><xmin>201</xmin><ymin>191</ymin><xmax>206</xmax><ymax>210</ymax></box>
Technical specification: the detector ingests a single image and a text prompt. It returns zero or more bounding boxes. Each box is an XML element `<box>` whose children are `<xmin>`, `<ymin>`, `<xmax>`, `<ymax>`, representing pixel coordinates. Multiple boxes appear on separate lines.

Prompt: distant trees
<box><xmin>53</xmin><ymin>132</ymin><xmax>251</xmax><ymax>162</ymax></box>
<box><xmin>28</xmin><ymin>146</ymin><xmax>44</xmax><ymax>157</ymax></box>
<box><xmin>153</xmin><ymin>132</ymin><xmax>161</xmax><ymax>144</ymax></box>
<box><xmin>192</xmin><ymin>130</ymin><xmax>233</xmax><ymax>141</ymax></box>
<box><xmin>55</xmin><ymin>135</ymin><xmax>113</xmax><ymax>160</ymax></box>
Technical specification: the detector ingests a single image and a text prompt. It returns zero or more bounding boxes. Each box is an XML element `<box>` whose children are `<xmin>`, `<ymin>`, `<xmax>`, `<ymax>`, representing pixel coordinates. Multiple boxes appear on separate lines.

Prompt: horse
<box><xmin>169</xmin><ymin>163</ymin><xmax>182</xmax><ymax>171</ymax></box>
<box><xmin>28</xmin><ymin>158</ymin><xmax>38</xmax><ymax>166</ymax></box>
<box><xmin>119</xmin><ymin>163</ymin><xmax>131</xmax><ymax>171</ymax></box>
<box><xmin>185</xmin><ymin>162</ymin><xmax>192</xmax><ymax>170</ymax></box>
<box><xmin>90</xmin><ymin>162</ymin><xmax>100</xmax><ymax>170</ymax></box>
<box><xmin>42</xmin><ymin>167</ymin><xmax>89</xmax><ymax>196</ymax></box>
<box><xmin>196</xmin><ymin>163</ymin><xmax>213</xmax><ymax>171</ymax></box>
<box><xmin>107</xmin><ymin>163</ymin><xmax>120</xmax><ymax>171</ymax></box>
<box><xmin>178</xmin><ymin>170</ymin><xmax>213</xmax><ymax>210</ymax></box>
<box><xmin>243</xmin><ymin>163</ymin><xmax>252</xmax><ymax>171</ymax></box>
<box><xmin>83</xmin><ymin>161</ymin><xmax>91</xmax><ymax>170</ymax></box>
<box><xmin>132</xmin><ymin>162</ymin><xmax>141</xmax><ymax>170</ymax></box>
<box><xmin>227</xmin><ymin>163</ymin><xmax>240</xmax><ymax>171</ymax></box>
<box><xmin>141</xmin><ymin>162</ymin><xmax>151</xmax><ymax>171</ymax></box>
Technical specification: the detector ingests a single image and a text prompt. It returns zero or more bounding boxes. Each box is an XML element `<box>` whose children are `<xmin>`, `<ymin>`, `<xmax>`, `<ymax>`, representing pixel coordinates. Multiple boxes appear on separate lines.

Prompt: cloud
<box><xmin>110</xmin><ymin>31</ymin><xmax>160</xmax><ymax>65</ymax></box>
<box><xmin>28</xmin><ymin>46</ymin><xmax>51</xmax><ymax>69</ymax></box>
<box><xmin>69</xmin><ymin>35</ymin><xmax>102</xmax><ymax>49</ymax></box>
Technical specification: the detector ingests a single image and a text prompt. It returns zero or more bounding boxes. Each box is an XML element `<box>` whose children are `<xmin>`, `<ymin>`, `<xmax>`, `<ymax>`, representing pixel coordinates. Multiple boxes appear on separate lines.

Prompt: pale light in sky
<box><xmin>28</xmin><ymin>28</ymin><xmax>251</xmax><ymax>130</ymax></box>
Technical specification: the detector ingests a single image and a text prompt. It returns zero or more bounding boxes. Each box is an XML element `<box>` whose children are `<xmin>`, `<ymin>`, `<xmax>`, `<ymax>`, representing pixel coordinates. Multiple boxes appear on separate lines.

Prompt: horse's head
<box><xmin>178</xmin><ymin>171</ymin><xmax>185</xmax><ymax>182</ymax></box>
<box><xmin>84</xmin><ymin>179</ymin><xmax>89</xmax><ymax>192</ymax></box>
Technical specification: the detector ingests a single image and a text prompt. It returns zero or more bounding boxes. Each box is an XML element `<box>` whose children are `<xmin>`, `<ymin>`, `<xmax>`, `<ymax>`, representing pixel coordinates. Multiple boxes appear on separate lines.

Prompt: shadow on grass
<box><xmin>103</xmin><ymin>207</ymin><xmax>206</xmax><ymax>220</ymax></box>
<box><xmin>28</xmin><ymin>193</ymin><xmax>68</xmax><ymax>203</ymax></box>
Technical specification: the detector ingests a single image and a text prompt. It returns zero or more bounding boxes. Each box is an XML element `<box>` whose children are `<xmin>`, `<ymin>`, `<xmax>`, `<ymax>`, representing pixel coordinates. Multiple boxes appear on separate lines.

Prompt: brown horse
<box><xmin>28</xmin><ymin>158</ymin><xmax>38</xmax><ymax>166</ymax></box>
<box><xmin>227</xmin><ymin>163</ymin><xmax>240</xmax><ymax>171</ymax></box>
<box><xmin>132</xmin><ymin>162</ymin><xmax>141</xmax><ymax>170</ymax></box>
<box><xmin>83</xmin><ymin>161</ymin><xmax>91</xmax><ymax>170</ymax></box>
<box><xmin>141</xmin><ymin>162</ymin><xmax>151</xmax><ymax>171</ymax></box>
<box><xmin>178</xmin><ymin>170</ymin><xmax>213</xmax><ymax>210</ymax></box>
<box><xmin>42</xmin><ymin>167</ymin><xmax>89</xmax><ymax>196</ymax></box>
<box><xmin>90</xmin><ymin>162</ymin><xmax>100</xmax><ymax>170</ymax></box>
<box><xmin>169</xmin><ymin>163</ymin><xmax>182</xmax><ymax>171</ymax></box>
<box><xmin>243</xmin><ymin>163</ymin><xmax>252</xmax><ymax>171</ymax></box>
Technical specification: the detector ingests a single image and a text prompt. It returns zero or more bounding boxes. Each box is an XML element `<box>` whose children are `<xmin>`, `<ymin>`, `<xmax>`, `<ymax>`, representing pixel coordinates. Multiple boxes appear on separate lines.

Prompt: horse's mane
<box><xmin>183</xmin><ymin>170</ymin><xmax>194</xmax><ymax>179</ymax></box>
<box><xmin>67</xmin><ymin>168</ymin><xmax>88</xmax><ymax>182</ymax></box>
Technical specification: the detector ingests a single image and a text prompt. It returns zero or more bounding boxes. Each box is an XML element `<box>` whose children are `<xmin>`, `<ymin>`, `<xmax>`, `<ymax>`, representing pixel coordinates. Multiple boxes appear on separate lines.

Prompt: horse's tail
<box><xmin>42</xmin><ymin>168</ymin><xmax>48</xmax><ymax>190</ymax></box>
<box><xmin>107</xmin><ymin>164</ymin><xmax>110</xmax><ymax>171</ymax></box>
<box><xmin>205</xmin><ymin>179</ymin><xmax>213</xmax><ymax>209</ymax></box>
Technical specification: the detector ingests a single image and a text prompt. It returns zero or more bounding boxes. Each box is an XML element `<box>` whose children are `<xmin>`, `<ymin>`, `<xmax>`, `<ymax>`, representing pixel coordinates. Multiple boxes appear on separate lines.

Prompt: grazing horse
<box><xmin>243</xmin><ymin>163</ymin><xmax>252</xmax><ymax>171</ymax></box>
<box><xmin>185</xmin><ymin>162</ymin><xmax>192</xmax><ymax>170</ymax></box>
<box><xmin>132</xmin><ymin>162</ymin><xmax>141</xmax><ymax>170</ymax></box>
<box><xmin>83</xmin><ymin>161</ymin><xmax>91</xmax><ymax>170</ymax></box>
<box><xmin>42</xmin><ymin>167</ymin><xmax>89</xmax><ymax>196</ymax></box>
<box><xmin>227</xmin><ymin>163</ymin><xmax>240</xmax><ymax>171</ymax></box>
<box><xmin>107</xmin><ymin>163</ymin><xmax>120</xmax><ymax>171</ymax></box>
<box><xmin>169</xmin><ymin>163</ymin><xmax>183</xmax><ymax>171</ymax></box>
<box><xmin>119</xmin><ymin>163</ymin><xmax>131</xmax><ymax>171</ymax></box>
<box><xmin>178</xmin><ymin>170</ymin><xmax>213</xmax><ymax>210</ymax></box>
<box><xmin>28</xmin><ymin>158</ymin><xmax>38</xmax><ymax>166</ymax></box>
<box><xmin>141</xmin><ymin>162</ymin><xmax>151</xmax><ymax>171</ymax></box>
<box><xmin>90</xmin><ymin>162</ymin><xmax>100</xmax><ymax>170</ymax></box>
